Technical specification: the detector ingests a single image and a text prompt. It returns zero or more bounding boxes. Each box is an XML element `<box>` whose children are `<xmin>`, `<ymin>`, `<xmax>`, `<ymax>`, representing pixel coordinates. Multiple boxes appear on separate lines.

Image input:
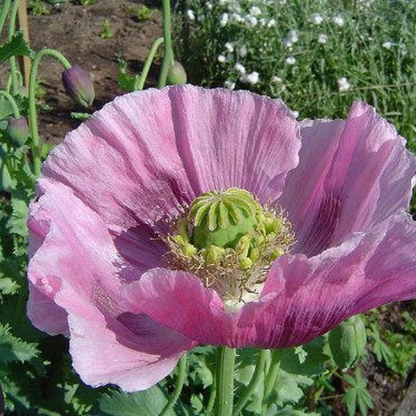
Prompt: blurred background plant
<box><xmin>174</xmin><ymin>0</ymin><xmax>416</xmax><ymax>155</ymax></box>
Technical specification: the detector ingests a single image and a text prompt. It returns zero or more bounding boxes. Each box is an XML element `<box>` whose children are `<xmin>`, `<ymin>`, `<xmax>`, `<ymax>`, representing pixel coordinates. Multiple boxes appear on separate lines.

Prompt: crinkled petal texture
<box><xmin>28</xmin><ymin>179</ymin><xmax>195</xmax><ymax>391</ymax></box>
<box><xmin>28</xmin><ymin>86</ymin><xmax>301</xmax><ymax>389</ymax></box>
<box><xmin>123</xmin><ymin>211</ymin><xmax>416</xmax><ymax>348</ymax></box>
<box><xmin>28</xmin><ymin>86</ymin><xmax>416</xmax><ymax>387</ymax></box>
<box><xmin>280</xmin><ymin>102</ymin><xmax>416</xmax><ymax>256</ymax></box>
<box><xmin>41</xmin><ymin>85</ymin><xmax>300</xmax><ymax>278</ymax></box>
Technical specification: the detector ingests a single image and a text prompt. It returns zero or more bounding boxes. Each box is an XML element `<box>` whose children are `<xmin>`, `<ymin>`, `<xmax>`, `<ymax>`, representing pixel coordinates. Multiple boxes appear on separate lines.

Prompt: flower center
<box><xmin>164</xmin><ymin>187</ymin><xmax>294</xmax><ymax>310</ymax></box>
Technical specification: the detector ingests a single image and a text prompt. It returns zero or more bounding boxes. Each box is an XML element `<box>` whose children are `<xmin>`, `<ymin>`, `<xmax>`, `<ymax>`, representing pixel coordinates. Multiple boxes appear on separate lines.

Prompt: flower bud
<box><xmin>166</xmin><ymin>61</ymin><xmax>187</xmax><ymax>86</ymax></box>
<box><xmin>328</xmin><ymin>315</ymin><xmax>367</xmax><ymax>369</ymax></box>
<box><xmin>62</xmin><ymin>65</ymin><xmax>95</xmax><ymax>107</ymax></box>
<box><xmin>6</xmin><ymin>116</ymin><xmax>29</xmax><ymax>146</ymax></box>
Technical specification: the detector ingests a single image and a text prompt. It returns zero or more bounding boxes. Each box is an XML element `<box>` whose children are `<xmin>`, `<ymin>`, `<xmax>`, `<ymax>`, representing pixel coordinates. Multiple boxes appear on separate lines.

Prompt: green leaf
<box><xmin>71</xmin><ymin>112</ymin><xmax>92</xmax><ymax>121</ymax></box>
<box><xmin>95</xmin><ymin>385</ymin><xmax>174</xmax><ymax>416</ymax></box>
<box><xmin>272</xmin><ymin>368</ymin><xmax>313</xmax><ymax>406</ymax></box>
<box><xmin>275</xmin><ymin>337</ymin><xmax>329</xmax><ymax>378</ymax></box>
<box><xmin>0</xmin><ymin>31</ymin><xmax>34</xmax><ymax>66</ymax></box>
<box><xmin>0</xmin><ymin>324</ymin><xmax>39</xmax><ymax>364</ymax></box>
<box><xmin>0</xmin><ymin>277</ymin><xmax>20</xmax><ymax>295</ymax></box>
<box><xmin>343</xmin><ymin>369</ymin><xmax>373</xmax><ymax>416</ymax></box>
<box><xmin>117</xmin><ymin>59</ymin><xmax>139</xmax><ymax>92</ymax></box>
<box><xmin>7</xmin><ymin>194</ymin><xmax>28</xmax><ymax>236</ymax></box>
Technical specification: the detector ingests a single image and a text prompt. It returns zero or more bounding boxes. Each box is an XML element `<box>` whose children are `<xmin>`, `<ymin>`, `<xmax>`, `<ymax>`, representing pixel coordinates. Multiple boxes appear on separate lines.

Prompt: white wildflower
<box><xmin>246</xmin><ymin>71</ymin><xmax>260</xmax><ymax>85</ymax></box>
<box><xmin>249</xmin><ymin>6</ymin><xmax>262</xmax><ymax>16</ymax></box>
<box><xmin>231</xmin><ymin>12</ymin><xmax>244</xmax><ymax>23</ymax></box>
<box><xmin>267</xmin><ymin>18</ymin><xmax>276</xmax><ymax>28</ymax></box>
<box><xmin>234</xmin><ymin>63</ymin><xmax>246</xmax><ymax>74</ymax></box>
<box><xmin>218</xmin><ymin>54</ymin><xmax>227</xmax><ymax>63</ymax></box>
<box><xmin>238</xmin><ymin>44</ymin><xmax>247</xmax><ymax>57</ymax></box>
<box><xmin>245</xmin><ymin>15</ymin><xmax>258</xmax><ymax>27</ymax></box>
<box><xmin>225</xmin><ymin>42</ymin><xmax>234</xmax><ymax>52</ymax></box>
<box><xmin>206</xmin><ymin>2</ymin><xmax>213</xmax><ymax>10</ymax></box>
<box><xmin>224</xmin><ymin>80</ymin><xmax>236</xmax><ymax>90</ymax></box>
<box><xmin>333</xmin><ymin>15</ymin><xmax>345</xmax><ymax>27</ymax></box>
<box><xmin>311</xmin><ymin>13</ymin><xmax>323</xmax><ymax>25</ymax></box>
<box><xmin>272</xmin><ymin>76</ymin><xmax>282</xmax><ymax>83</ymax></box>
<box><xmin>220</xmin><ymin>13</ymin><xmax>229</xmax><ymax>27</ymax></box>
<box><xmin>318</xmin><ymin>34</ymin><xmax>328</xmax><ymax>44</ymax></box>
<box><xmin>286</xmin><ymin>56</ymin><xmax>296</xmax><ymax>65</ymax></box>
<box><xmin>383</xmin><ymin>41</ymin><xmax>392</xmax><ymax>49</ymax></box>
<box><xmin>284</xmin><ymin>30</ymin><xmax>299</xmax><ymax>48</ymax></box>
<box><xmin>186</xmin><ymin>9</ymin><xmax>195</xmax><ymax>21</ymax></box>
<box><xmin>338</xmin><ymin>77</ymin><xmax>351</xmax><ymax>91</ymax></box>
<box><xmin>291</xmin><ymin>110</ymin><xmax>299</xmax><ymax>118</ymax></box>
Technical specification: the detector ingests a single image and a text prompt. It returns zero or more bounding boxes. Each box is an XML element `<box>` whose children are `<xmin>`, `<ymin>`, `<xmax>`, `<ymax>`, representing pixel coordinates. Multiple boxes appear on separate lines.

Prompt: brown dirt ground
<box><xmin>26</xmin><ymin>0</ymin><xmax>162</xmax><ymax>143</ymax></box>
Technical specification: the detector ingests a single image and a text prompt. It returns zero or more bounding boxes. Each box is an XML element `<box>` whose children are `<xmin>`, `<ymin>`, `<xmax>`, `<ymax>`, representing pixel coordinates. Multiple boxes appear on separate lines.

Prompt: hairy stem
<box><xmin>8</xmin><ymin>0</ymin><xmax>20</xmax><ymax>92</ymax></box>
<box><xmin>261</xmin><ymin>349</ymin><xmax>280</xmax><ymax>415</ymax></box>
<box><xmin>158</xmin><ymin>0</ymin><xmax>174</xmax><ymax>88</ymax></box>
<box><xmin>28</xmin><ymin>49</ymin><xmax>71</xmax><ymax>176</ymax></box>
<box><xmin>233</xmin><ymin>349</ymin><xmax>268</xmax><ymax>416</ymax></box>
<box><xmin>160</xmin><ymin>354</ymin><xmax>187</xmax><ymax>416</ymax></box>
<box><xmin>135</xmin><ymin>37</ymin><xmax>164</xmax><ymax>91</ymax></box>
<box><xmin>0</xmin><ymin>0</ymin><xmax>11</xmax><ymax>36</ymax></box>
<box><xmin>215</xmin><ymin>346</ymin><xmax>236</xmax><ymax>416</ymax></box>
<box><xmin>206</xmin><ymin>370</ymin><xmax>217</xmax><ymax>413</ymax></box>
<box><xmin>0</xmin><ymin>90</ymin><xmax>20</xmax><ymax>117</ymax></box>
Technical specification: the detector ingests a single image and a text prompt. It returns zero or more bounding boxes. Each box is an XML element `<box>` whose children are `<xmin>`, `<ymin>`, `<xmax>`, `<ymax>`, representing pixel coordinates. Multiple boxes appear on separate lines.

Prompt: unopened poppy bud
<box><xmin>62</xmin><ymin>65</ymin><xmax>95</xmax><ymax>107</ymax></box>
<box><xmin>7</xmin><ymin>116</ymin><xmax>29</xmax><ymax>146</ymax></box>
<box><xmin>166</xmin><ymin>61</ymin><xmax>187</xmax><ymax>86</ymax></box>
<box><xmin>328</xmin><ymin>316</ymin><xmax>367</xmax><ymax>369</ymax></box>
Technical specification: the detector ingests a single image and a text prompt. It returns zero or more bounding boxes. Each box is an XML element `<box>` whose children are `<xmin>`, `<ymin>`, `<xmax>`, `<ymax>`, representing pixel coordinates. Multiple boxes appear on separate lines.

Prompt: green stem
<box><xmin>215</xmin><ymin>346</ymin><xmax>236</xmax><ymax>416</ymax></box>
<box><xmin>0</xmin><ymin>0</ymin><xmax>11</xmax><ymax>36</ymax></box>
<box><xmin>261</xmin><ymin>350</ymin><xmax>280</xmax><ymax>416</ymax></box>
<box><xmin>135</xmin><ymin>37</ymin><xmax>164</xmax><ymax>91</ymax></box>
<box><xmin>206</xmin><ymin>371</ymin><xmax>217</xmax><ymax>414</ymax></box>
<box><xmin>8</xmin><ymin>0</ymin><xmax>20</xmax><ymax>93</ymax></box>
<box><xmin>29</xmin><ymin>49</ymin><xmax>71</xmax><ymax>176</ymax></box>
<box><xmin>0</xmin><ymin>90</ymin><xmax>20</xmax><ymax>117</ymax></box>
<box><xmin>160</xmin><ymin>354</ymin><xmax>187</xmax><ymax>416</ymax></box>
<box><xmin>233</xmin><ymin>349</ymin><xmax>268</xmax><ymax>416</ymax></box>
<box><xmin>158</xmin><ymin>0</ymin><xmax>174</xmax><ymax>89</ymax></box>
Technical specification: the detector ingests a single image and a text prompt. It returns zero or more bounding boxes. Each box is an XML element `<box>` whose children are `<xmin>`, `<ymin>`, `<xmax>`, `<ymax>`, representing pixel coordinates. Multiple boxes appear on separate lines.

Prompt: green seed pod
<box><xmin>188</xmin><ymin>188</ymin><xmax>259</xmax><ymax>249</ymax></box>
<box><xmin>166</xmin><ymin>61</ymin><xmax>187</xmax><ymax>86</ymax></box>
<box><xmin>328</xmin><ymin>316</ymin><xmax>367</xmax><ymax>369</ymax></box>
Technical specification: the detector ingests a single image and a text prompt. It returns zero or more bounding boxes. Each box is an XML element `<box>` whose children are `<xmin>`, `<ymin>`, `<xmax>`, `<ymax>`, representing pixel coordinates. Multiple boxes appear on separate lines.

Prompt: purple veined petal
<box><xmin>27</xmin><ymin>178</ymin><xmax>194</xmax><ymax>391</ymax></box>
<box><xmin>280</xmin><ymin>102</ymin><xmax>416</xmax><ymax>256</ymax></box>
<box><xmin>41</xmin><ymin>86</ymin><xmax>301</xmax><ymax>273</ymax></box>
<box><xmin>122</xmin><ymin>211</ymin><xmax>416</xmax><ymax>349</ymax></box>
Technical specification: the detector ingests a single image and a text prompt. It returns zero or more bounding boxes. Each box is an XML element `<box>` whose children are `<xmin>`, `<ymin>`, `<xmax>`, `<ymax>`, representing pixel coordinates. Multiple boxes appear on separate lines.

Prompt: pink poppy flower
<box><xmin>27</xmin><ymin>85</ymin><xmax>416</xmax><ymax>392</ymax></box>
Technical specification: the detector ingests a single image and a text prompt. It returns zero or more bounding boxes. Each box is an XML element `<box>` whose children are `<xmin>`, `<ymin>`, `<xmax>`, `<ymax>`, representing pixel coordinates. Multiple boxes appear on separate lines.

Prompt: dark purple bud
<box><xmin>166</xmin><ymin>61</ymin><xmax>187</xmax><ymax>86</ymax></box>
<box><xmin>7</xmin><ymin>116</ymin><xmax>29</xmax><ymax>146</ymax></box>
<box><xmin>62</xmin><ymin>65</ymin><xmax>95</xmax><ymax>107</ymax></box>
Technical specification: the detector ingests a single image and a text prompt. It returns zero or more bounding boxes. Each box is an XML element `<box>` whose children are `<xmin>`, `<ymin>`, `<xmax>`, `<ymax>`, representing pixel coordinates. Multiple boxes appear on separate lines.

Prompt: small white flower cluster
<box><xmin>318</xmin><ymin>34</ymin><xmax>328</xmax><ymax>44</ymax></box>
<box><xmin>333</xmin><ymin>15</ymin><xmax>345</xmax><ymax>27</ymax></box>
<box><xmin>241</xmin><ymin>71</ymin><xmax>260</xmax><ymax>85</ymax></box>
<box><xmin>186</xmin><ymin>9</ymin><xmax>195</xmax><ymax>21</ymax></box>
<box><xmin>337</xmin><ymin>77</ymin><xmax>351</xmax><ymax>91</ymax></box>
<box><xmin>286</xmin><ymin>56</ymin><xmax>296</xmax><ymax>65</ymax></box>
<box><xmin>311</xmin><ymin>13</ymin><xmax>323</xmax><ymax>25</ymax></box>
<box><xmin>284</xmin><ymin>30</ymin><xmax>298</xmax><ymax>48</ymax></box>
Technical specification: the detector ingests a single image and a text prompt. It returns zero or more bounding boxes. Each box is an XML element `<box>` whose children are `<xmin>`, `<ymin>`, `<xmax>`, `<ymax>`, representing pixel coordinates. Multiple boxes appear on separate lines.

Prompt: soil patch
<box><xmin>26</xmin><ymin>0</ymin><xmax>162</xmax><ymax>143</ymax></box>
